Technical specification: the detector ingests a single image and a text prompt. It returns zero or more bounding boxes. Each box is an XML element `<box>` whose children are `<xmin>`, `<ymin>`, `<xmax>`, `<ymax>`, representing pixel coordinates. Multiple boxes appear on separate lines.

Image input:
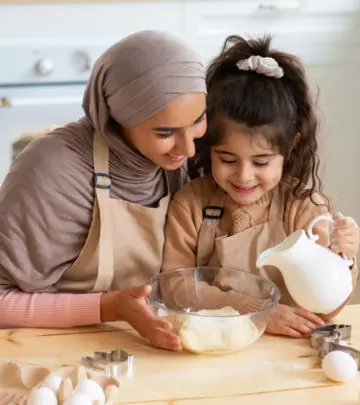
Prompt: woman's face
<box><xmin>123</xmin><ymin>93</ymin><xmax>207</xmax><ymax>170</ymax></box>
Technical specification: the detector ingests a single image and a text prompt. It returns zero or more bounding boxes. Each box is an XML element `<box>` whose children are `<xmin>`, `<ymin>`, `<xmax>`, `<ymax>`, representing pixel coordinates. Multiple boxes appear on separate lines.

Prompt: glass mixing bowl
<box><xmin>147</xmin><ymin>267</ymin><xmax>280</xmax><ymax>354</ymax></box>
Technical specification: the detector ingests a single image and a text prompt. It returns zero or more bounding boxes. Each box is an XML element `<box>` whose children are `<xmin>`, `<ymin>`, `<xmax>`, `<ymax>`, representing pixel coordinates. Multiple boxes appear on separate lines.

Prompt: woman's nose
<box><xmin>177</xmin><ymin>133</ymin><xmax>196</xmax><ymax>158</ymax></box>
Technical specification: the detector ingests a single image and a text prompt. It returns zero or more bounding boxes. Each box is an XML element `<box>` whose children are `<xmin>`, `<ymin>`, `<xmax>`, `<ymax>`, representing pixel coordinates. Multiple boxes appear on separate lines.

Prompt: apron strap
<box><xmin>196</xmin><ymin>190</ymin><xmax>226</xmax><ymax>266</ymax></box>
<box><xmin>196</xmin><ymin>185</ymin><xmax>284</xmax><ymax>267</ymax></box>
<box><xmin>269</xmin><ymin>185</ymin><xmax>285</xmax><ymax>221</ymax></box>
<box><xmin>91</xmin><ymin>133</ymin><xmax>114</xmax><ymax>292</ymax></box>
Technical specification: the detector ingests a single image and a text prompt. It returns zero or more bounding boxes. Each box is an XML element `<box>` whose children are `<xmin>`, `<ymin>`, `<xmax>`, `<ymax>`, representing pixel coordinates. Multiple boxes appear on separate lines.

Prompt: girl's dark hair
<box><xmin>188</xmin><ymin>35</ymin><xmax>327</xmax><ymax>205</ymax></box>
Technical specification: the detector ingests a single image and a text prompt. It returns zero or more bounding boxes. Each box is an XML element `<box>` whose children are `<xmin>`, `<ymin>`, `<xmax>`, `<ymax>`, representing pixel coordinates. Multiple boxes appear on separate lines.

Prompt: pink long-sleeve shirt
<box><xmin>0</xmin><ymin>291</ymin><xmax>101</xmax><ymax>328</ymax></box>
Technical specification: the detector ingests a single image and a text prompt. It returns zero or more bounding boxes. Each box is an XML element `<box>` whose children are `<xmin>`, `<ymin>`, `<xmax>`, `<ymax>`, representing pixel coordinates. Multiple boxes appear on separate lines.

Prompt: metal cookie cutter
<box><xmin>82</xmin><ymin>349</ymin><xmax>134</xmax><ymax>378</ymax></box>
<box><xmin>310</xmin><ymin>324</ymin><xmax>360</xmax><ymax>369</ymax></box>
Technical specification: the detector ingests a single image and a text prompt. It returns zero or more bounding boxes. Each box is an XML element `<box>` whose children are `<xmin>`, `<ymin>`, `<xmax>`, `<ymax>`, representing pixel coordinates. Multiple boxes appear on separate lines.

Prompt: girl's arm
<box><xmin>162</xmin><ymin>199</ymin><xmax>199</xmax><ymax>273</ymax></box>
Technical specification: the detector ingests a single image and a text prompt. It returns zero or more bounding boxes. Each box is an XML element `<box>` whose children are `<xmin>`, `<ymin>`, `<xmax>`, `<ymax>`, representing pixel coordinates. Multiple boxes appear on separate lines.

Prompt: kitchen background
<box><xmin>1</xmin><ymin>0</ymin><xmax>360</xmax><ymax>297</ymax></box>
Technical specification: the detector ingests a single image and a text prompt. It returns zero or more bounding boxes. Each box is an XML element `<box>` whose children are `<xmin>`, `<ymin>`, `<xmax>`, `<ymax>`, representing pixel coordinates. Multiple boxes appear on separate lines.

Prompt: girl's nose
<box><xmin>236</xmin><ymin>163</ymin><xmax>254</xmax><ymax>182</ymax></box>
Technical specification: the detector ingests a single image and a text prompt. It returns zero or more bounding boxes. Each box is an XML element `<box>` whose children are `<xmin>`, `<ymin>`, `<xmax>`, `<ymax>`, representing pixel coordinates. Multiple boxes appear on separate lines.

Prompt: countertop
<box><xmin>1</xmin><ymin>305</ymin><xmax>360</xmax><ymax>403</ymax></box>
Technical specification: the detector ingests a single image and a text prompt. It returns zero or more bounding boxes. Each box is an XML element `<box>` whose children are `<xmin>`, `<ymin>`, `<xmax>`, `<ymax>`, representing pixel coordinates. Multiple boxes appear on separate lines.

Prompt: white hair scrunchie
<box><xmin>236</xmin><ymin>55</ymin><xmax>284</xmax><ymax>79</ymax></box>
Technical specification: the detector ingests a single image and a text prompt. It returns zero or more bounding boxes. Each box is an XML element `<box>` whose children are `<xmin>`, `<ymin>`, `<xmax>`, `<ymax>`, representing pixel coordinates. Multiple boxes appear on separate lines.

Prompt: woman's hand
<box><xmin>266</xmin><ymin>304</ymin><xmax>325</xmax><ymax>338</ymax></box>
<box><xmin>100</xmin><ymin>285</ymin><xmax>181</xmax><ymax>351</ymax></box>
<box><xmin>330</xmin><ymin>212</ymin><xmax>359</xmax><ymax>261</ymax></box>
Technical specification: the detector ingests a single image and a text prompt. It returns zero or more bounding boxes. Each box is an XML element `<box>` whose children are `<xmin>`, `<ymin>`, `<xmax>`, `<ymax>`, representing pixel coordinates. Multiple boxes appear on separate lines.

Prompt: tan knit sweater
<box><xmin>162</xmin><ymin>177</ymin><xmax>358</xmax><ymax>289</ymax></box>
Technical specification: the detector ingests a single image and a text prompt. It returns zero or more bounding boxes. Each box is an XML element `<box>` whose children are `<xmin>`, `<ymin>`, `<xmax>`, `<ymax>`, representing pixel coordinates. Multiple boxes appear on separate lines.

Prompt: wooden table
<box><xmin>0</xmin><ymin>1</ymin><xmax>145</xmax><ymax>3</ymax></box>
<box><xmin>1</xmin><ymin>305</ymin><xmax>360</xmax><ymax>404</ymax></box>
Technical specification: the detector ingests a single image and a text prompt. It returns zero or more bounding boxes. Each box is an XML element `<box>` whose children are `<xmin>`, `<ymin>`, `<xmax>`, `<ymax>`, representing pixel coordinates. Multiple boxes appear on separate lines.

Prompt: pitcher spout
<box><xmin>256</xmin><ymin>248</ymin><xmax>275</xmax><ymax>268</ymax></box>
<box><xmin>256</xmin><ymin>230</ymin><xmax>305</xmax><ymax>269</ymax></box>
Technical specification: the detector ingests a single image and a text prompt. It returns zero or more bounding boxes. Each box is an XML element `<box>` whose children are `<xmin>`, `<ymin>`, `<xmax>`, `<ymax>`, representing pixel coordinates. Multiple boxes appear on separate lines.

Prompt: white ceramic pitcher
<box><xmin>256</xmin><ymin>215</ymin><xmax>353</xmax><ymax>314</ymax></box>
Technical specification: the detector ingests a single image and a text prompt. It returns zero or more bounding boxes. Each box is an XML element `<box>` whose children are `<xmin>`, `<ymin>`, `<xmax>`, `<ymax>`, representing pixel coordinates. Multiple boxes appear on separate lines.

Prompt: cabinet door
<box><xmin>184</xmin><ymin>0</ymin><xmax>360</xmax><ymax>64</ymax></box>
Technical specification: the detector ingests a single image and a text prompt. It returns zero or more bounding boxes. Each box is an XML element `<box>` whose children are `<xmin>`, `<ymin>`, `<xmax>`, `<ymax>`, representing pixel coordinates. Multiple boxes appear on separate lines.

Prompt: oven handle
<box><xmin>0</xmin><ymin>96</ymin><xmax>82</xmax><ymax>108</ymax></box>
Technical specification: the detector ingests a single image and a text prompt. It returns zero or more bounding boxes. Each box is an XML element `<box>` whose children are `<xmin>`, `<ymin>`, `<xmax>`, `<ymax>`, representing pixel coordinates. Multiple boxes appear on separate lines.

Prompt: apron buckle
<box><xmin>94</xmin><ymin>172</ymin><xmax>112</xmax><ymax>189</ymax></box>
<box><xmin>203</xmin><ymin>206</ymin><xmax>224</xmax><ymax>220</ymax></box>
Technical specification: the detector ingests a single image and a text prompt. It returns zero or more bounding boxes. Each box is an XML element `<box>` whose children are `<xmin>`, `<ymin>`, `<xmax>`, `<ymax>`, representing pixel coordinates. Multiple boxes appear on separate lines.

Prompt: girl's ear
<box><xmin>287</xmin><ymin>132</ymin><xmax>301</xmax><ymax>157</ymax></box>
<box><xmin>292</xmin><ymin>132</ymin><xmax>301</xmax><ymax>146</ymax></box>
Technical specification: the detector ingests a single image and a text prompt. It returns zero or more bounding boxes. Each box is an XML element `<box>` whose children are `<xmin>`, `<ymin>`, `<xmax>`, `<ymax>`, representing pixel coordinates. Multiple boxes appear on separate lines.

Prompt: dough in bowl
<box><xmin>179</xmin><ymin>306</ymin><xmax>260</xmax><ymax>354</ymax></box>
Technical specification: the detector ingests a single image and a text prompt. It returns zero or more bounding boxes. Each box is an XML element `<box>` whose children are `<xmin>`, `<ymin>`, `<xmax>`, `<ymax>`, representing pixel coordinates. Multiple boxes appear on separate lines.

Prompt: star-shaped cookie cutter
<box><xmin>310</xmin><ymin>324</ymin><xmax>360</xmax><ymax>369</ymax></box>
<box><xmin>81</xmin><ymin>349</ymin><xmax>134</xmax><ymax>378</ymax></box>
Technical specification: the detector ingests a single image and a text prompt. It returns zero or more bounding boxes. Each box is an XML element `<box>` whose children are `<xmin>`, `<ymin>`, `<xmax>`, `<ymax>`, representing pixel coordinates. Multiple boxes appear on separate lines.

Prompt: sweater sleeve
<box><xmin>162</xmin><ymin>178</ymin><xmax>220</xmax><ymax>274</ymax></box>
<box><xmin>162</xmin><ymin>195</ymin><xmax>201</xmax><ymax>274</ymax></box>
<box><xmin>0</xmin><ymin>290</ymin><xmax>101</xmax><ymax>328</ymax></box>
<box><xmin>284</xmin><ymin>192</ymin><xmax>331</xmax><ymax>247</ymax></box>
<box><xmin>161</xmin><ymin>181</ymin><xmax>208</xmax><ymax>309</ymax></box>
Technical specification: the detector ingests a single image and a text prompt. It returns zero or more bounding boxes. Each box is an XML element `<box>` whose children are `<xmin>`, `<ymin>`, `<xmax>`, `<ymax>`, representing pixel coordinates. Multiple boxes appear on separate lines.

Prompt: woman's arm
<box><xmin>0</xmin><ymin>134</ymin><xmax>96</xmax><ymax>328</ymax></box>
<box><xmin>0</xmin><ymin>290</ymin><xmax>100</xmax><ymax>328</ymax></box>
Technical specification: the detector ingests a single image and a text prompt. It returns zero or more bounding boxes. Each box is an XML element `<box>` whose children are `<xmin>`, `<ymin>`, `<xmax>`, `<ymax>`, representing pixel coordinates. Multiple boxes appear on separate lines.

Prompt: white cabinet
<box><xmin>183</xmin><ymin>0</ymin><xmax>360</xmax><ymax>65</ymax></box>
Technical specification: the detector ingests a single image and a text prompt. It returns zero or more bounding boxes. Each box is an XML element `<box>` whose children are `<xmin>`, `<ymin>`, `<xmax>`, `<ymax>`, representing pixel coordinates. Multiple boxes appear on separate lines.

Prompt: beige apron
<box><xmin>196</xmin><ymin>187</ymin><xmax>296</xmax><ymax>306</ymax></box>
<box><xmin>57</xmin><ymin>133</ymin><xmax>170</xmax><ymax>293</ymax></box>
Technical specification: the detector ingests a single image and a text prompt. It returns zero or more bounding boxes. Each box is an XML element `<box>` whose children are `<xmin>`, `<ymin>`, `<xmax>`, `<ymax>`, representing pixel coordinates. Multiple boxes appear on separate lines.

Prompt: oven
<box><xmin>0</xmin><ymin>39</ymin><xmax>114</xmax><ymax>183</ymax></box>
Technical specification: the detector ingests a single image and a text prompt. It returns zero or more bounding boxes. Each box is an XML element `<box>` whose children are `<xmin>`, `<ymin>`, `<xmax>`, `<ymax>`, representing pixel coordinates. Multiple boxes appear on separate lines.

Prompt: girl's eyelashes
<box><xmin>253</xmin><ymin>161</ymin><xmax>270</xmax><ymax>167</ymax></box>
<box><xmin>219</xmin><ymin>158</ymin><xmax>236</xmax><ymax>164</ymax></box>
<box><xmin>219</xmin><ymin>158</ymin><xmax>270</xmax><ymax>167</ymax></box>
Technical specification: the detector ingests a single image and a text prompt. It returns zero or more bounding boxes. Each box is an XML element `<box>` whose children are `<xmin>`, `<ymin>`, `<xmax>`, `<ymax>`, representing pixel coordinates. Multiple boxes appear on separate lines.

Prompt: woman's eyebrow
<box><xmin>152</xmin><ymin>108</ymin><xmax>207</xmax><ymax>132</ymax></box>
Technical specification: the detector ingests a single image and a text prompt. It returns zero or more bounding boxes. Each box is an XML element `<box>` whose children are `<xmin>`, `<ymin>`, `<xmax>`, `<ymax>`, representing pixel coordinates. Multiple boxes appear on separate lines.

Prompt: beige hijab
<box><xmin>0</xmin><ymin>30</ymin><xmax>206</xmax><ymax>292</ymax></box>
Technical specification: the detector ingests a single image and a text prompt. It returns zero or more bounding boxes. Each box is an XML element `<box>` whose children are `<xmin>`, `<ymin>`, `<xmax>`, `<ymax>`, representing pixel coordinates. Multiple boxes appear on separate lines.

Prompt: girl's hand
<box><xmin>100</xmin><ymin>285</ymin><xmax>182</xmax><ymax>351</ymax></box>
<box><xmin>266</xmin><ymin>304</ymin><xmax>325</xmax><ymax>338</ymax></box>
<box><xmin>331</xmin><ymin>212</ymin><xmax>359</xmax><ymax>261</ymax></box>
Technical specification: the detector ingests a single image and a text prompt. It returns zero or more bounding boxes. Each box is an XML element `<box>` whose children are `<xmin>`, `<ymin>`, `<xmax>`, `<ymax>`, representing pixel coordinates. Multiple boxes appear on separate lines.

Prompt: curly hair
<box><xmin>188</xmin><ymin>35</ymin><xmax>327</xmax><ymax>206</ymax></box>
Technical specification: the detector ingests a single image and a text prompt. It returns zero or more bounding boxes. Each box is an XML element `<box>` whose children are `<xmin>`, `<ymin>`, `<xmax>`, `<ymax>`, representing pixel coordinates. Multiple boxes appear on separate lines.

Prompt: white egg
<box><xmin>43</xmin><ymin>373</ymin><xmax>63</xmax><ymax>394</ymax></box>
<box><xmin>27</xmin><ymin>386</ymin><xmax>58</xmax><ymax>405</ymax></box>
<box><xmin>63</xmin><ymin>392</ymin><xmax>92</xmax><ymax>405</ymax></box>
<box><xmin>105</xmin><ymin>384</ymin><xmax>120</xmax><ymax>403</ymax></box>
<box><xmin>322</xmin><ymin>350</ymin><xmax>358</xmax><ymax>383</ymax></box>
<box><xmin>75</xmin><ymin>378</ymin><xmax>106</xmax><ymax>404</ymax></box>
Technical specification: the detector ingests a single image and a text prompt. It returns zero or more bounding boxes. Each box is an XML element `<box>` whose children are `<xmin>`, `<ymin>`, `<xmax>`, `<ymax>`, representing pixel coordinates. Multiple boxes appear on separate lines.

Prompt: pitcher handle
<box><xmin>307</xmin><ymin>215</ymin><xmax>353</xmax><ymax>267</ymax></box>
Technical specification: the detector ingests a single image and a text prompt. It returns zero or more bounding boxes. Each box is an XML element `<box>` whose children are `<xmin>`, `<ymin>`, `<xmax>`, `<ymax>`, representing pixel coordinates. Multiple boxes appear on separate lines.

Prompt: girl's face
<box><xmin>123</xmin><ymin>93</ymin><xmax>206</xmax><ymax>170</ymax></box>
<box><xmin>211</xmin><ymin>120</ymin><xmax>284</xmax><ymax>206</ymax></box>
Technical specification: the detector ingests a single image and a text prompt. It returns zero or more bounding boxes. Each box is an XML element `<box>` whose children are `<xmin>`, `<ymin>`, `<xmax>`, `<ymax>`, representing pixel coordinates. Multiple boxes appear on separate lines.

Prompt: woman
<box><xmin>0</xmin><ymin>30</ymin><xmax>207</xmax><ymax>351</ymax></box>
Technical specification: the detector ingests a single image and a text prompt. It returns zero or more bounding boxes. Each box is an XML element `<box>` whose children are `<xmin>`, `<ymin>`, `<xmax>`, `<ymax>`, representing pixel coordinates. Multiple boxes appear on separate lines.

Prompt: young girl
<box><xmin>162</xmin><ymin>35</ymin><xmax>359</xmax><ymax>339</ymax></box>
